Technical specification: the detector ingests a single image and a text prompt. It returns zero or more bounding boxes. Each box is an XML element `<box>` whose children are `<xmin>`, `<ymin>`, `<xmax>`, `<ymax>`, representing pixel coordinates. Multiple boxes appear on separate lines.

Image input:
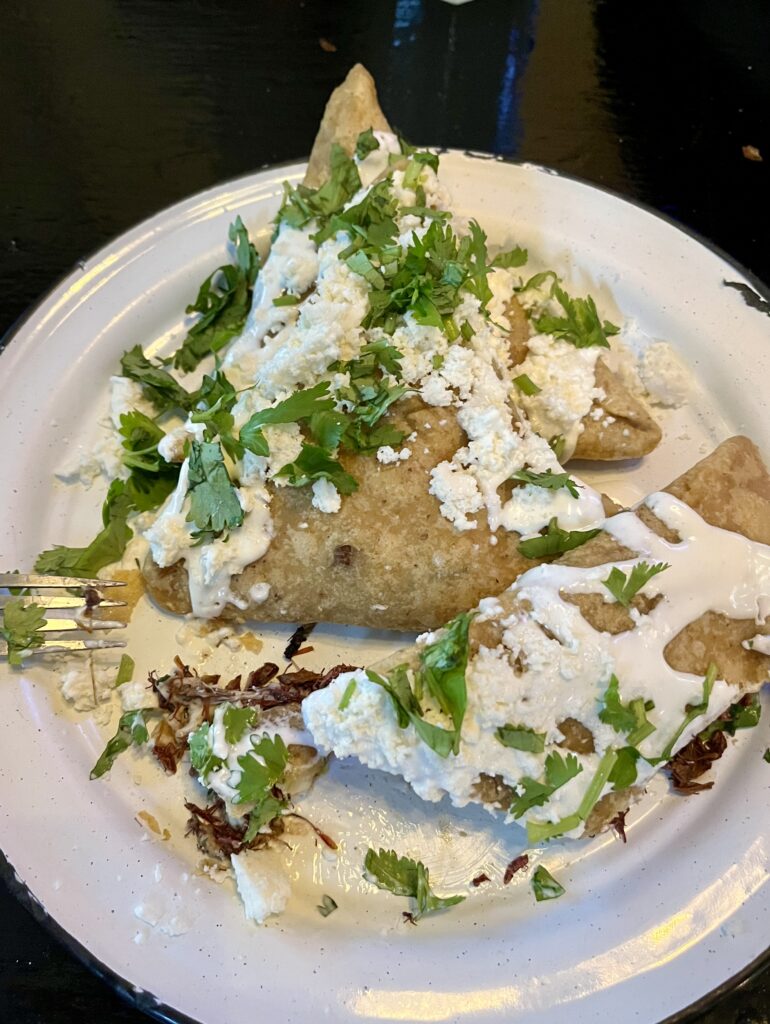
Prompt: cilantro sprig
<box><xmin>186</xmin><ymin>440</ymin><xmax>244</xmax><ymax>542</ymax></box>
<box><xmin>517</xmin><ymin>518</ymin><xmax>601</xmax><ymax>560</ymax></box>
<box><xmin>510</xmin><ymin>751</ymin><xmax>583</xmax><ymax>819</ymax></box>
<box><xmin>35</xmin><ymin>480</ymin><xmax>134</xmax><ymax>578</ymax></box>
<box><xmin>535</xmin><ymin>281</ymin><xmax>620</xmax><ymax>349</ymax></box>
<box><xmin>236</xmin><ymin>734</ymin><xmax>290</xmax><ymax>840</ymax></box>
<box><xmin>602</xmin><ymin>561</ymin><xmax>669</xmax><ymax>608</ymax></box>
<box><xmin>363</xmin><ymin>848</ymin><xmax>465</xmax><ymax>920</ymax></box>
<box><xmin>1</xmin><ymin>600</ymin><xmax>46</xmax><ymax>666</ymax></box>
<box><xmin>598</xmin><ymin>674</ymin><xmax>656</xmax><ymax>747</ymax></box>
<box><xmin>170</xmin><ymin>216</ymin><xmax>260</xmax><ymax>373</ymax></box>
<box><xmin>91</xmin><ymin>709</ymin><xmax>156</xmax><ymax>779</ymax></box>
<box><xmin>367</xmin><ymin>610</ymin><xmax>475</xmax><ymax>758</ymax></box>
<box><xmin>276</xmin><ymin>144</ymin><xmax>362</xmax><ymax>234</ymax></box>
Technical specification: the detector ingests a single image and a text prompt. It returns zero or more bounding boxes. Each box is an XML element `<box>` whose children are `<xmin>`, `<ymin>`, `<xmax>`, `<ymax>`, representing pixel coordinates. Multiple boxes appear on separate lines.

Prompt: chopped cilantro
<box><xmin>517</xmin><ymin>518</ymin><xmax>601</xmax><ymax>560</ymax></box>
<box><xmin>223</xmin><ymin>706</ymin><xmax>259</xmax><ymax>745</ymax></box>
<box><xmin>490</xmin><ymin>245</ymin><xmax>528</xmax><ymax>269</ymax></box>
<box><xmin>526</xmin><ymin>748</ymin><xmax>619</xmax><ymax>842</ymax></box>
<box><xmin>512</xmin><ymin>468</ymin><xmax>580</xmax><ymax>499</ymax></box>
<box><xmin>275</xmin><ymin>443</ymin><xmax>358</xmax><ymax>495</ymax></box>
<box><xmin>700</xmin><ymin>694</ymin><xmax>762</xmax><ymax>741</ymax></box>
<box><xmin>516</xmin><ymin>270</ymin><xmax>558</xmax><ymax>293</ymax></box>
<box><xmin>338</xmin><ymin>678</ymin><xmax>357</xmax><ymax>711</ymax></box>
<box><xmin>189</xmin><ymin>371</ymin><xmax>244</xmax><ymax>461</ymax></box>
<box><xmin>119</xmin><ymin>410</ymin><xmax>180</xmax><ymax>512</ymax></box>
<box><xmin>90</xmin><ymin>709</ymin><xmax>155</xmax><ymax>779</ymax></box>
<box><xmin>276</xmin><ymin>144</ymin><xmax>361</xmax><ymax>233</ymax></box>
<box><xmin>549</xmin><ymin>435</ymin><xmax>566</xmax><ymax>461</ymax></box>
<box><xmin>188</xmin><ymin>722</ymin><xmax>225</xmax><ymax>778</ymax></box>
<box><xmin>235</xmin><ymin>733</ymin><xmax>290</xmax><ymax>839</ymax></box>
<box><xmin>186</xmin><ymin>440</ymin><xmax>243</xmax><ymax>541</ymax></box>
<box><xmin>363</xmin><ymin>848</ymin><xmax>465</xmax><ymax>920</ymax></box>
<box><xmin>510</xmin><ymin>751</ymin><xmax>583</xmax><ymax>818</ymax></box>
<box><xmin>535</xmin><ymin>281</ymin><xmax>620</xmax><ymax>349</ymax></box>
<box><xmin>35</xmin><ymin>479</ymin><xmax>134</xmax><ymax>578</ymax></box>
<box><xmin>532</xmin><ymin>865</ymin><xmax>565</xmax><ymax>901</ymax></box>
<box><xmin>120</xmin><ymin>345</ymin><xmax>193</xmax><ymax>412</ymax></box>
<box><xmin>239</xmin><ymin>382</ymin><xmax>337</xmax><ymax>458</ymax></box>
<box><xmin>608</xmin><ymin>746</ymin><xmax>640</xmax><ymax>790</ymax></box>
<box><xmin>602</xmin><ymin>561</ymin><xmax>669</xmax><ymax>608</ymax></box>
<box><xmin>1</xmin><ymin>600</ymin><xmax>46</xmax><ymax>666</ymax></box>
<box><xmin>272</xmin><ymin>294</ymin><xmax>300</xmax><ymax>306</ymax></box>
<box><xmin>513</xmin><ymin>373</ymin><xmax>541</xmax><ymax>396</ymax></box>
<box><xmin>355</xmin><ymin>128</ymin><xmax>380</xmax><ymax>161</ymax></box>
<box><xmin>495</xmin><ymin>724</ymin><xmax>546</xmax><ymax>753</ymax></box>
<box><xmin>764</xmin><ymin>748</ymin><xmax>770</xmax><ymax>764</ymax></box>
<box><xmin>367</xmin><ymin>610</ymin><xmax>475</xmax><ymax>758</ymax></box>
<box><xmin>114</xmin><ymin>654</ymin><xmax>135</xmax><ymax>688</ymax></box>
<box><xmin>317</xmin><ymin>894</ymin><xmax>338</xmax><ymax>917</ymax></box>
<box><xmin>598</xmin><ymin>675</ymin><xmax>656</xmax><ymax>746</ymax></box>
<box><xmin>170</xmin><ymin>217</ymin><xmax>260</xmax><ymax>372</ymax></box>
<box><xmin>658</xmin><ymin>663</ymin><xmax>718</xmax><ymax>762</ymax></box>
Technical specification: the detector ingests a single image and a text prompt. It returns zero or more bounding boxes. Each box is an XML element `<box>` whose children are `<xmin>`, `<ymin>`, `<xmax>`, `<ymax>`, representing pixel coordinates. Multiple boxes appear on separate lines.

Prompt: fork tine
<box><xmin>0</xmin><ymin>595</ymin><xmax>127</xmax><ymax>610</ymax></box>
<box><xmin>0</xmin><ymin>573</ymin><xmax>126</xmax><ymax>589</ymax></box>
<box><xmin>0</xmin><ymin>637</ymin><xmax>128</xmax><ymax>657</ymax></box>
<box><xmin>39</xmin><ymin>618</ymin><xmax>127</xmax><ymax>634</ymax></box>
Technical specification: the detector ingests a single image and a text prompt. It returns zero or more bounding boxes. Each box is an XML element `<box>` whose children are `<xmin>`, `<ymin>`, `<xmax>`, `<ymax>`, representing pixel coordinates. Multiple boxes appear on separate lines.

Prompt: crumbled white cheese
<box><xmin>231</xmin><ymin>851</ymin><xmax>291</xmax><ymax>924</ymax></box>
<box><xmin>311</xmin><ymin>477</ymin><xmax>342</xmax><ymax>513</ymax></box>
<box><xmin>514</xmin><ymin>334</ymin><xmax>603</xmax><ymax>459</ymax></box>
<box><xmin>157</xmin><ymin>419</ymin><xmax>206</xmax><ymax>464</ymax></box>
<box><xmin>376</xmin><ymin>445</ymin><xmax>412</xmax><ymax>464</ymax></box>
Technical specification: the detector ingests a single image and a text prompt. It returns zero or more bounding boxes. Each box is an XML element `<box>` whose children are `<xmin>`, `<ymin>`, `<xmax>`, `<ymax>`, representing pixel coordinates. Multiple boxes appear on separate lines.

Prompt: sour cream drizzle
<box><xmin>303</xmin><ymin>495</ymin><xmax>770</xmax><ymax>833</ymax></box>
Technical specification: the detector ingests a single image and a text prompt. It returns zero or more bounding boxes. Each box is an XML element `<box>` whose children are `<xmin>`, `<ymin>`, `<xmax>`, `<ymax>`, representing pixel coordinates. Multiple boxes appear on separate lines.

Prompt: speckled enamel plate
<box><xmin>0</xmin><ymin>155</ymin><xmax>768</xmax><ymax>1024</ymax></box>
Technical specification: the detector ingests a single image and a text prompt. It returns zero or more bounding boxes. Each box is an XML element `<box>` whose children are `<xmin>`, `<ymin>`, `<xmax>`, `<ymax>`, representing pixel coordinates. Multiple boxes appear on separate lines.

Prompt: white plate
<box><xmin>1</xmin><ymin>155</ymin><xmax>769</xmax><ymax>1024</ymax></box>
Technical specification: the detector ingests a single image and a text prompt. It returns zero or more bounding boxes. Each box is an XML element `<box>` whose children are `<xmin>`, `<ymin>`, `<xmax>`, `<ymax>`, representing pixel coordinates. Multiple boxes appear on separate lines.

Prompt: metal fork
<box><xmin>0</xmin><ymin>573</ymin><xmax>128</xmax><ymax>658</ymax></box>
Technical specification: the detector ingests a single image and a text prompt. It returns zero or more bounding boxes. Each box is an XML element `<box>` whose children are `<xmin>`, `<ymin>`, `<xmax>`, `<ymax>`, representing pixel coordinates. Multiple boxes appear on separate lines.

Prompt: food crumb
<box><xmin>742</xmin><ymin>144</ymin><xmax>763</xmax><ymax>162</ymax></box>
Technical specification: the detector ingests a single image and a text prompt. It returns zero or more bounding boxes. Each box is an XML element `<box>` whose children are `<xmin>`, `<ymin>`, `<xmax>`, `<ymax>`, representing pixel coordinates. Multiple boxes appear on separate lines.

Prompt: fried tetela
<box><xmin>303</xmin><ymin>436</ymin><xmax>770</xmax><ymax>838</ymax></box>
<box><xmin>141</xmin><ymin>67</ymin><xmax>665</xmax><ymax>628</ymax></box>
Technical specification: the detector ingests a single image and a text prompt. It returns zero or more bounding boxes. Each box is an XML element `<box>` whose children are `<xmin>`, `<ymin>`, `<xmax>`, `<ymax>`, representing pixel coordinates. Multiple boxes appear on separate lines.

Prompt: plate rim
<box><xmin>1</xmin><ymin>151</ymin><xmax>769</xmax><ymax>1024</ymax></box>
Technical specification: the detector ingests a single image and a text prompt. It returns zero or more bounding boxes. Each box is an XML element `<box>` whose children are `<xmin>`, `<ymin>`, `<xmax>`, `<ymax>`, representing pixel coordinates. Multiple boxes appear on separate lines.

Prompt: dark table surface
<box><xmin>1</xmin><ymin>1</ymin><xmax>768</xmax><ymax>1022</ymax></box>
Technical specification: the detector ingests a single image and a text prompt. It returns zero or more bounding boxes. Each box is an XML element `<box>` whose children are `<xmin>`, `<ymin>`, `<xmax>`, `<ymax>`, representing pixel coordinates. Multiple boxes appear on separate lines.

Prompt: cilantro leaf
<box><xmin>532</xmin><ymin>865</ymin><xmax>565</xmax><ymax>901</ymax></box>
<box><xmin>317</xmin><ymin>894</ymin><xmax>338</xmax><ymax>917</ymax></box>
<box><xmin>602</xmin><ymin>561</ymin><xmax>669</xmax><ymax>608</ymax></box>
<box><xmin>511</xmin><ymin>751</ymin><xmax>583</xmax><ymax>818</ymax></box>
<box><xmin>516</xmin><ymin>269</ymin><xmax>558</xmax><ymax>293</ymax></box>
<box><xmin>35</xmin><ymin>479</ymin><xmax>134</xmax><ymax>578</ymax></box>
<box><xmin>171</xmin><ymin>217</ymin><xmax>260</xmax><ymax>372</ymax></box>
<box><xmin>355</xmin><ymin>128</ymin><xmax>380</xmax><ymax>161</ymax></box>
<box><xmin>512</xmin><ymin>468</ymin><xmax>580</xmax><ymax>499</ymax></box>
<box><xmin>114</xmin><ymin>654</ymin><xmax>135</xmax><ymax>687</ymax></box>
<box><xmin>517</xmin><ymin>518</ymin><xmax>601</xmax><ymax>560</ymax></box>
<box><xmin>239</xmin><ymin>382</ymin><xmax>337</xmax><ymax>458</ymax></box>
<box><xmin>276</xmin><ymin>144</ymin><xmax>361</xmax><ymax>233</ymax></box>
<box><xmin>1</xmin><ymin>600</ymin><xmax>46</xmax><ymax>666</ymax></box>
<box><xmin>491</xmin><ymin>245</ymin><xmax>528</xmax><ymax>269</ymax></box>
<box><xmin>369</xmin><ymin>611</ymin><xmax>475</xmax><ymax>758</ymax></box>
<box><xmin>700</xmin><ymin>693</ymin><xmax>762</xmax><ymax>741</ymax></box>
<box><xmin>223</xmin><ymin>706</ymin><xmax>259</xmax><ymax>745</ymax></box>
<box><xmin>120</xmin><ymin>345</ymin><xmax>192</xmax><ymax>412</ymax></box>
<box><xmin>118</xmin><ymin>411</ymin><xmax>180</xmax><ymax>512</ymax></box>
<box><xmin>608</xmin><ymin>746</ymin><xmax>640</xmax><ymax>790</ymax></box>
<box><xmin>513</xmin><ymin>373</ymin><xmax>541</xmax><ymax>396</ymax></box>
<box><xmin>186</xmin><ymin>440</ymin><xmax>243</xmax><ymax>540</ymax></box>
<box><xmin>275</xmin><ymin>443</ymin><xmax>358</xmax><ymax>495</ymax></box>
<box><xmin>234</xmin><ymin>734</ymin><xmax>290</xmax><ymax>838</ymax></box>
<box><xmin>764</xmin><ymin>749</ymin><xmax>770</xmax><ymax>764</ymax></box>
<box><xmin>495</xmin><ymin>724</ymin><xmax>546</xmax><ymax>753</ymax></box>
<box><xmin>598</xmin><ymin>675</ymin><xmax>656</xmax><ymax>746</ymax></box>
<box><xmin>188</xmin><ymin>722</ymin><xmax>225</xmax><ymax>778</ymax></box>
<box><xmin>363</xmin><ymin>848</ymin><xmax>465</xmax><ymax>920</ymax></box>
<box><xmin>90</xmin><ymin>709</ymin><xmax>155</xmax><ymax>779</ymax></box>
<box><xmin>535</xmin><ymin>282</ymin><xmax>620</xmax><ymax>349</ymax></box>
<box><xmin>659</xmin><ymin>663</ymin><xmax>718</xmax><ymax>762</ymax></box>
